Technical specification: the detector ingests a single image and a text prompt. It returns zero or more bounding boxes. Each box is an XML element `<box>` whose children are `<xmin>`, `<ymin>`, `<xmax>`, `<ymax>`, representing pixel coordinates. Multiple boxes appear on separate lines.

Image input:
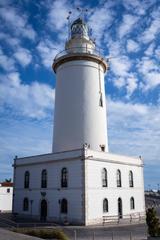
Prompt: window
<box><xmin>7</xmin><ymin>188</ymin><xmax>10</xmax><ymax>193</ymax></box>
<box><xmin>130</xmin><ymin>197</ymin><xmax>135</xmax><ymax>210</ymax></box>
<box><xmin>23</xmin><ymin>198</ymin><xmax>29</xmax><ymax>211</ymax></box>
<box><xmin>129</xmin><ymin>171</ymin><xmax>134</xmax><ymax>187</ymax></box>
<box><xmin>61</xmin><ymin>168</ymin><xmax>68</xmax><ymax>188</ymax></box>
<box><xmin>41</xmin><ymin>169</ymin><xmax>47</xmax><ymax>188</ymax></box>
<box><xmin>99</xmin><ymin>94</ymin><xmax>103</xmax><ymax>107</ymax></box>
<box><xmin>102</xmin><ymin>168</ymin><xmax>108</xmax><ymax>187</ymax></box>
<box><xmin>117</xmin><ymin>169</ymin><xmax>121</xmax><ymax>187</ymax></box>
<box><xmin>100</xmin><ymin>145</ymin><xmax>105</xmax><ymax>152</ymax></box>
<box><xmin>103</xmin><ymin>198</ymin><xmax>108</xmax><ymax>213</ymax></box>
<box><xmin>61</xmin><ymin>199</ymin><xmax>68</xmax><ymax>214</ymax></box>
<box><xmin>24</xmin><ymin>171</ymin><xmax>30</xmax><ymax>188</ymax></box>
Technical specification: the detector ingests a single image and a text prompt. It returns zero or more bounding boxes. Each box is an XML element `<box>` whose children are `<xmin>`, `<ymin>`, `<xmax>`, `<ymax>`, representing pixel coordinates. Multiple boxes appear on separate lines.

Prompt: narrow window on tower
<box><xmin>99</xmin><ymin>93</ymin><xmax>103</xmax><ymax>107</ymax></box>
<box><xmin>100</xmin><ymin>144</ymin><xmax>105</xmax><ymax>152</ymax></box>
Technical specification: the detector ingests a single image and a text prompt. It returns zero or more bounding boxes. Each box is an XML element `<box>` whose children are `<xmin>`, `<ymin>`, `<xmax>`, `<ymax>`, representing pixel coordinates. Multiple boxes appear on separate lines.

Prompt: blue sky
<box><xmin>0</xmin><ymin>0</ymin><xmax>160</xmax><ymax>189</ymax></box>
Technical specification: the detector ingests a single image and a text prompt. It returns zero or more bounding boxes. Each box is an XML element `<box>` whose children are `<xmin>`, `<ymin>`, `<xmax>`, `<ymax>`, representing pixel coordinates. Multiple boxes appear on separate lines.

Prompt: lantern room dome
<box><xmin>71</xmin><ymin>17</ymin><xmax>89</xmax><ymax>39</ymax></box>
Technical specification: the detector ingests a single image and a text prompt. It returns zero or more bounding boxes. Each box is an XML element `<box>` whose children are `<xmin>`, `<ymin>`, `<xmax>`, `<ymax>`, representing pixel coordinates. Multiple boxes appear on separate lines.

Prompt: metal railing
<box><xmin>54</xmin><ymin>46</ymin><xmax>106</xmax><ymax>61</ymax></box>
<box><xmin>102</xmin><ymin>212</ymin><xmax>146</xmax><ymax>225</ymax></box>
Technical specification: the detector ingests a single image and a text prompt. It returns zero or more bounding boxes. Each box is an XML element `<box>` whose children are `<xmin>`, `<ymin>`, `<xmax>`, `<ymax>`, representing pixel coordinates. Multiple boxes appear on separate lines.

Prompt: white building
<box><xmin>0</xmin><ymin>182</ymin><xmax>13</xmax><ymax>212</ymax></box>
<box><xmin>13</xmin><ymin>18</ymin><xmax>145</xmax><ymax>225</ymax></box>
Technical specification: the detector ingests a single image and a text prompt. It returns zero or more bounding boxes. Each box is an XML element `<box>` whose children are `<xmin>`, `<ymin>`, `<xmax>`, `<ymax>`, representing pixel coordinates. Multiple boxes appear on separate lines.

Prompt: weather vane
<box><xmin>66</xmin><ymin>8</ymin><xmax>89</xmax><ymax>40</ymax></box>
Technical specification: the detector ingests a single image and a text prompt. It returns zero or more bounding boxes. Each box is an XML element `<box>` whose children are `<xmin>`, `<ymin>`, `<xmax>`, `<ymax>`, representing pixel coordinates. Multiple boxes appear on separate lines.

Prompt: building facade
<box><xmin>13</xmin><ymin>18</ymin><xmax>145</xmax><ymax>225</ymax></box>
<box><xmin>0</xmin><ymin>182</ymin><xmax>13</xmax><ymax>212</ymax></box>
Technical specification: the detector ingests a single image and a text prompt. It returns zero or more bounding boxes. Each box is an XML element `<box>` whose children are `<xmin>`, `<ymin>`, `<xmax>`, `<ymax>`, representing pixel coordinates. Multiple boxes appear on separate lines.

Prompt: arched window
<box><xmin>41</xmin><ymin>169</ymin><xmax>47</xmax><ymax>188</ymax></box>
<box><xmin>61</xmin><ymin>168</ymin><xmax>68</xmax><ymax>188</ymax></box>
<box><xmin>102</xmin><ymin>168</ymin><xmax>108</xmax><ymax>187</ymax></box>
<box><xmin>24</xmin><ymin>171</ymin><xmax>30</xmax><ymax>188</ymax></box>
<box><xmin>130</xmin><ymin>197</ymin><xmax>135</xmax><ymax>210</ymax></box>
<box><xmin>117</xmin><ymin>169</ymin><xmax>121</xmax><ymax>187</ymax></box>
<box><xmin>61</xmin><ymin>199</ymin><xmax>68</xmax><ymax>214</ymax></box>
<box><xmin>23</xmin><ymin>198</ymin><xmax>29</xmax><ymax>211</ymax></box>
<box><xmin>129</xmin><ymin>171</ymin><xmax>134</xmax><ymax>187</ymax></box>
<box><xmin>103</xmin><ymin>198</ymin><xmax>108</xmax><ymax>213</ymax></box>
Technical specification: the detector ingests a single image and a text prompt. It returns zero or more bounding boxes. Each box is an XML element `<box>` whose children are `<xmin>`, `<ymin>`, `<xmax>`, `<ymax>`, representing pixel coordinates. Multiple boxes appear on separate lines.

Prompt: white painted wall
<box><xmin>53</xmin><ymin>60</ymin><xmax>108</xmax><ymax>153</ymax></box>
<box><xmin>85</xmin><ymin>158</ymin><xmax>145</xmax><ymax>224</ymax></box>
<box><xmin>14</xmin><ymin>157</ymin><xmax>84</xmax><ymax>224</ymax></box>
<box><xmin>0</xmin><ymin>186</ymin><xmax>13</xmax><ymax>212</ymax></box>
<box><xmin>13</xmin><ymin>150</ymin><xmax>145</xmax><ymax>225</ymax></box>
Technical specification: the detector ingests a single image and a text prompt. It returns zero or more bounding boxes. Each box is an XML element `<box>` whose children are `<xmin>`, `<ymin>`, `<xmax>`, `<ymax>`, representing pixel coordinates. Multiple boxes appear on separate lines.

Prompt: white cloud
<box><xmin>37</xmin><ymin>39</ymin><xmax>62</xmax><ymax>68</ymax></box>
<box><xmin>0</xmin><ymin>48</ymin><xmax>16</xmax><ymax>71</ymax></box>
<box><xmin>0</xmin><ymin>6</ymin><xmax>36</xmax><ymax>41</ymax></box>
<box><xmin>0</xmin><ymin>32</ymin><xmax>20</xmax><ymax>47</ymax></box>
<box><xmin>139</xmin><ymin>7</ymin><xmax>160</xmax><ymax>43</ymax></box>
<box><xmin>137</xmin><ymin>57</ymin><xmax>160</xmax><ymax>90</ymax></box>
<box><xmin>13</xmin><ymin>47</ymin><xmax>32</xmax><ymax>67</ymax></box>
<box><xmin>89</xmin><ymin>4</ymin><xmax>114</xmax><ymax>45</ymax></box>
<box><xmin>110</xmin><ymin>56</ymin><xmax>131</xmax><ymax>77</ymax></box>
<box><xmin>108</xmin><ymin>98</ymin><xmax>160</xmax><ymax>168</ymax></box>
<box><xmin>122</xmin><ymin>0</ymin><xmax>156</xmax><ymax>16</ymax></box>
<box><xmin>118</xmin><ymin>14</ymin><xmax>139</xmax><ymax>39</ymax></box>
<box><xmin>48</xmin><ymin>0</ymin><xmax>69</xmax><ymax>31</ymax></box>
<box><xmin>126</xmin><ymin>75</ymin><xmax>138</xmax><ymax>97</ymax></box>
<box><xmin>144</xmin><ymin>43</ymin><xmax>155</xmax><ymax>56</ymax></box>
<box><xmin>0</xmin><ymin>72</ymin><xmax>55</xmax><ymax>119</ymax></box>
<box><xmin>141</xmin><ymin>17</ymin><xmax>160</xmax><ymax>44</ymax></box>
<box><xmin>126</xmin><ymin>39</ymin><xmax>139</xmax><ymax>52</ymax></box>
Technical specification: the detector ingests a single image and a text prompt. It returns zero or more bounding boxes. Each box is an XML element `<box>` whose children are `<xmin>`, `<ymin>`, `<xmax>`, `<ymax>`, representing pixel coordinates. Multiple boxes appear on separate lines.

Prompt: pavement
<box><xmin>0</xmin><ymin>228</ymin><xmax>42</xmax><ymax>240</ymax></box>
<box><xmin>0</xmin><ymin>223</ymin><xmax>148</xmax><ymax>240</ymax></box>
<box><xmin>62</xmin><ymin>223</ymin><xmax>148</xmax><ymax>240</ymax></box>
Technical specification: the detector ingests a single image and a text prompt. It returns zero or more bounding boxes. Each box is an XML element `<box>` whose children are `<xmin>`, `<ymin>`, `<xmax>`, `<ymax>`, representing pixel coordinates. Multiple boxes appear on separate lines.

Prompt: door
<box><xmin>40</xmin><ymin>199</ymin><xmax>47</xmax><ymax>221</ymax></box>
<box><xmin>118</xmin><ymin>198</ymin><xmax>123</xmax><ymax>219</ymax></box>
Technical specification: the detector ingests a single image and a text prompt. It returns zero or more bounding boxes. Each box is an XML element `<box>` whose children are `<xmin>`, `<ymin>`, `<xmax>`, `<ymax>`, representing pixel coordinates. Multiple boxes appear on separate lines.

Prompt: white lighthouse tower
<box><xmin>52</xmin><ymin>18</ymin><xmax>108</xmax><ymax>153</ymax></box>
<box><xmin>13</xmin><ymin>16</ymin><xmax>145</xmax><ymax>226</ymax></box>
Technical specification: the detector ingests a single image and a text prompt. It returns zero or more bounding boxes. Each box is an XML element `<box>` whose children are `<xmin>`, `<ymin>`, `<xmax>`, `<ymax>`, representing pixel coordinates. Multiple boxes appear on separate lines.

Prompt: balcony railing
<box><xmin>54</xmin><ymin>47</ymin><xmax>106</xmax><ymax>61</ymax></box>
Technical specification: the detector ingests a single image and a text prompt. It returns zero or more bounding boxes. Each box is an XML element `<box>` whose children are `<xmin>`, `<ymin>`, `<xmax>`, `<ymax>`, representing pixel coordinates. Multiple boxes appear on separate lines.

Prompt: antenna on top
<box><xmin>66</xmin><ymin>11</ymin><xmax>72</xmax><ymax>40</ymax></box>
<box><xmin>76</xmin><ymin>7</ymin><xmax>88</xmax><ymax>21</ymax></box>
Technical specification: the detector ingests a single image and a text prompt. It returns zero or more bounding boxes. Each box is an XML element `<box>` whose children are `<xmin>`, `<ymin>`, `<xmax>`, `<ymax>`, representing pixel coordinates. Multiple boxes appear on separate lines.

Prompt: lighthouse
<box><xmin>52</xmin><ymin>18</ymin><xmax>108</xmax><ymax>153</ymax></box>
<box><xmin>13</xmin><ymin>16</ymin><xmax>145</xmax><ymax>226</ymax></box>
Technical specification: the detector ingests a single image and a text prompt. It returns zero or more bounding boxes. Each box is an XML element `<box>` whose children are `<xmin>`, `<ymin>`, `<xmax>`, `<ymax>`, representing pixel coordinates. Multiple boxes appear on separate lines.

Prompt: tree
<box><xmin>146</xmin><ymin>208</ymin><xmax>160</xmax><ymax>237</ymax></box>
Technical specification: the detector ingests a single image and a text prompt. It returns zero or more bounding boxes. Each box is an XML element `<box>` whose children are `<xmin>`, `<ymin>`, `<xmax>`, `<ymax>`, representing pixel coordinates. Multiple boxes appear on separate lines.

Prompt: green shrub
<box><xmin>13</xmin><ymin>228</ymin><xmax>69</xmax><ymax>240</ymax></box>
<box><xmin>146</xmin><ymin>208</ymin><xmax>160</xmax><ymax>237</ymax></box>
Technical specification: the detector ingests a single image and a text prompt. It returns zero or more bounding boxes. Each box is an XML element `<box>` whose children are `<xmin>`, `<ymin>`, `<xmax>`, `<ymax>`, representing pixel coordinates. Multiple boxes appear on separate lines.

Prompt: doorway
<box><xmin>118</xmin><ymin>198</ymin><xmax>123</xmax><ymax>219</ymax></box>
<box><xmin>40</xmin><ymin>199</ymin><xmax>47</xmax><ymax>221</ymax></box>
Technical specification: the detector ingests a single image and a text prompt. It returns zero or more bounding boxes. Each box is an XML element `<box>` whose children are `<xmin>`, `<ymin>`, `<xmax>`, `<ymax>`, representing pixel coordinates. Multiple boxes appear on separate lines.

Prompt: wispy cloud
<box><xmin>137</xmin><ymin>57</ymin><xmax>160</xmax><ymax>90</ymax></box>
<box><xmin>0</xmin><ymin>72</ymin><xmax>55</xmax><ymax>119</ymax></box>
<box><xmin>118</xmin><ymin>14</ymin><xmax>139</xmax><ymax>39</ymax></box>
<box><xmin>0</xmin><ymin>47</ymin><xmax>16</xmax><ymax>71</ymax></box>
<box><xmin>13</xmin><ymin>47</ymin><xmax>32</xmax><ymax>67</ymax></box>
<box><xmin>0</xmin><ymin>6</ymin><xmax>36</xmax><ymax>41</ymax></box>
<box><xmin>37</xmin><ymin>39</ymin><xmax>62</xmax><ymax>68</ymax></box>
<box><xmin>126</xmin><ymin>39</ymin><xmax>139</xmax><ymax>52</ymax></box>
